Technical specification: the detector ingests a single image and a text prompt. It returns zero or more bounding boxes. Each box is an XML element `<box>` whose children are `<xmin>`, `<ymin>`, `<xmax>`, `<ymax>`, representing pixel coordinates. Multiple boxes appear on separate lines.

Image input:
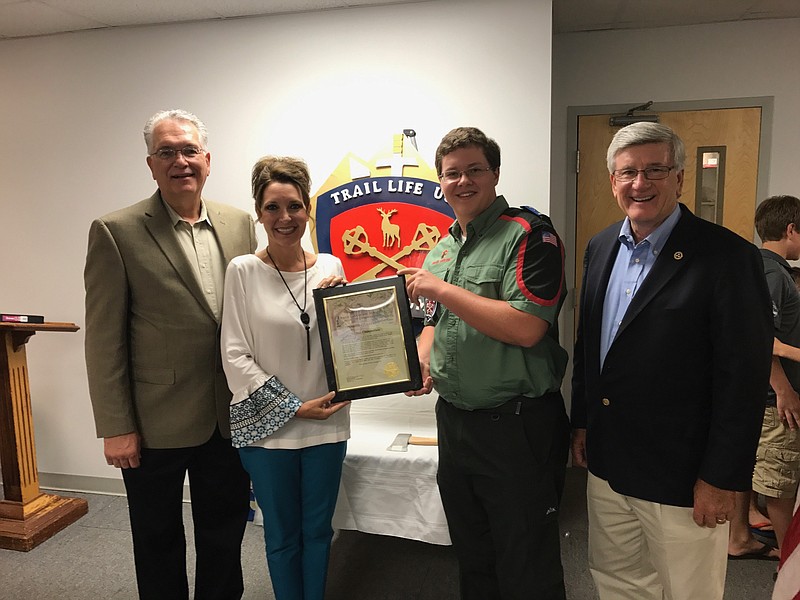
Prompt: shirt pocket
<box><xmin>462</xmin><ymin>263</ymin><xmax>504</xmax><ymax>299</ymax></box>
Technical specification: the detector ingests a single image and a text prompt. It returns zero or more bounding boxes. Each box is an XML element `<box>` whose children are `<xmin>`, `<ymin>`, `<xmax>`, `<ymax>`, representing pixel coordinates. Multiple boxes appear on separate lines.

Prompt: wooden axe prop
<box><xmin>387</xmin><ymin>433</ymin><xmax>438</xmax><ymax>452</ymax></box>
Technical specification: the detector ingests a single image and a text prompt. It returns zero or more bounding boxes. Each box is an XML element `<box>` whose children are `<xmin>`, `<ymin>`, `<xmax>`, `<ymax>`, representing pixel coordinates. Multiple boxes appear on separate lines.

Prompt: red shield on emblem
<box><xmin>311</xmin><ymin>135</ymin><xmax>454</xmax><ymax>282</ymax></box>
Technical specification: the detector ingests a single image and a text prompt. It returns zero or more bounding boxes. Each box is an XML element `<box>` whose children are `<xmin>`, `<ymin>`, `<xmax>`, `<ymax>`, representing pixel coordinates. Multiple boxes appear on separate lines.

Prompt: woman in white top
<box><xmin>221</xmin><ymin>156</ymin><xmax>350</xmax><ymax>600</ymax></box>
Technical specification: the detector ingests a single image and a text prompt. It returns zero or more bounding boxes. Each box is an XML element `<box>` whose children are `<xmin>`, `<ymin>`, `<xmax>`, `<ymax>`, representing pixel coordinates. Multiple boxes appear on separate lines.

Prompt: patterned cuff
<box><xmin>229</xmin><ymin>376</ymin><xmax>302</xmax><ymax>448</ymax></box>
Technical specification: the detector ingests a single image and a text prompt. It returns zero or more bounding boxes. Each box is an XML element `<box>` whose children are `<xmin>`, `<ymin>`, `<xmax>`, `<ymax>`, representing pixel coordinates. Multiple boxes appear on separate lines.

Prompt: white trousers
<box><xmin>587</xmin><ymin>472</ymin><xmax>728</xmax><ymax>600</ymax></box>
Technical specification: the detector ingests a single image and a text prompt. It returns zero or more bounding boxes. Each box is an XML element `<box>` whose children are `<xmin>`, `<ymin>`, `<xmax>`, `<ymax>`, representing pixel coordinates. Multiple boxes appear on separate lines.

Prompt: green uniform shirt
<box><xmin>422</xmin><ymin>196</ymin><xmax>568</xmax><ymax>410</ymax></box>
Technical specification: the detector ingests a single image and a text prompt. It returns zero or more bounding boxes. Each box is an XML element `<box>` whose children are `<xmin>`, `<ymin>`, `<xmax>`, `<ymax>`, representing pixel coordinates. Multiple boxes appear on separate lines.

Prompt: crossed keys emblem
<box><xmin>342</xmin><ymin>222</ymin><xmax>441</xmax><ymax>280</ymax></box>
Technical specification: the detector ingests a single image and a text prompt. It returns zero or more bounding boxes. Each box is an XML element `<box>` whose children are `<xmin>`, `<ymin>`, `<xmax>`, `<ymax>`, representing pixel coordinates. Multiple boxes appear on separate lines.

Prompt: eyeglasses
<box><xmin>439</xmin><ymin>166</ymin><xmax>495</xmax><ymax>183</ymax></box>
<box><xmin>149</xmin><ymin>146</ymin><xmax>205</xmax><ymax>161</ymax></box>
<box><xmin>612</xmin><ymin>166</ymin><xmax>674</xmax><ymax>182</ymax></box>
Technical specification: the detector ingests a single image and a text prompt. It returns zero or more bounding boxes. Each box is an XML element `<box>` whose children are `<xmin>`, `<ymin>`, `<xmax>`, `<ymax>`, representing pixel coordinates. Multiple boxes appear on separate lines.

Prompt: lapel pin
<box><xmin>674</xmin><ymin>251</ymin><xmax>683</xmax><ymax>260</ymax></box>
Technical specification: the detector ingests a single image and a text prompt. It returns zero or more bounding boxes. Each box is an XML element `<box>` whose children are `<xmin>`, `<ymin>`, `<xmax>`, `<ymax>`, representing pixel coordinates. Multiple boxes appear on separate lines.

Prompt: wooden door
<box><xmin>575</xmin><ymin>107</ymin><xmax>762</xmax><ymax>308</ymax></box>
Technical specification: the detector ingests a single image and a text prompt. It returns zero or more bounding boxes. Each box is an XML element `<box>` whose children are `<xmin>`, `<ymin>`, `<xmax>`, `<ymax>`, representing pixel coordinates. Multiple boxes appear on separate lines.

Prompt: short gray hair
<box><xmin>143</xmin><ymin>109</ymin><xmax>208</xmax><ymax>153</ymax></box>
<box><xmin>606</xmin><ymin>122</ymin><xmax>685</xmax><ymax>174</ymax></box>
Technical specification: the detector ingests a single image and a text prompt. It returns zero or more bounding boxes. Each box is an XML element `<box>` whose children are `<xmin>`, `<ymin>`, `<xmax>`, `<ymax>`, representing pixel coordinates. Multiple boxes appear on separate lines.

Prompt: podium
<box><xmin>0</xmin><ymin>322</ymin><xmax>88</xmax><ymax>551</ymax></box>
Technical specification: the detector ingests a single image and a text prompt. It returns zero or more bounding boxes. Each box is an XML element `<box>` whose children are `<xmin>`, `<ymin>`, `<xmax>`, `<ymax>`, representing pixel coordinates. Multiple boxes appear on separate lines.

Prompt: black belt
<box><xmin>470</xmin><ymin>391</ymin><xmax>562</xmax><ymax>415</ymax></box>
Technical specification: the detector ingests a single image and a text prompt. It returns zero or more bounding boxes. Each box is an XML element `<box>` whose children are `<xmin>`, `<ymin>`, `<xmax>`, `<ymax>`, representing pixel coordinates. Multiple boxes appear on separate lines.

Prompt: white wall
<box><xmin>0</xmin><ymin>0</ymin><xmax>553</xmax><ymax>487</ymax></box>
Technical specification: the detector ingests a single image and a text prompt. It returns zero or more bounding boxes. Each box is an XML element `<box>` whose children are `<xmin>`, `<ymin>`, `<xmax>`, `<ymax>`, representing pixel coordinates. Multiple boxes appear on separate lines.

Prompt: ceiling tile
<box><xmin>198</xmin><ymin>0</ymin><xmax>342</xmax><ymax>18</ymax></box>
<box><xmin>195</xmin><ymin>0</ymin><xmax>426</xmax><ymax>19</ymax></box>
<box><xmin>39</xmin><ymin>0</ymin><xmax>222</xmax><ymax>27</ymax></box>
<box><xmin>1</xmin><ymin>0</ymin><xmax>798</xmax><ymax>40</ymax></box>
<box><xmin>746</xmin><ymin>0</ymin><xmax>800</xmax><ymax>18</ymax></box>
<box><xmin>553</xmin><ymin>0</ymin><xmax>800</xmax><ymax>32</ymax></box>
<box><xmin>0</xmin><ymin>1</ymin><xmax>104</xmax><ymax>37</ymax></box>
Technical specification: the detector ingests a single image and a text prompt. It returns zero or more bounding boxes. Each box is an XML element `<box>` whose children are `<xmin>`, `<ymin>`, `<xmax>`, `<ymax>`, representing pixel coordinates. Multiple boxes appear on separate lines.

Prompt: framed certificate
<box><xmin>313</xmin><ymin>275</ymin><xmax>422</xmax><ymax>401</ymax></box>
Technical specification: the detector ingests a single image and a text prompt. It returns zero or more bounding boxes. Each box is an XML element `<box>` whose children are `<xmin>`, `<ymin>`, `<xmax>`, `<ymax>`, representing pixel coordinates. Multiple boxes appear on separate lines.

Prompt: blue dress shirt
<box><xmin>600</xmin><ymin>205</ymin><xmax>682</xmax><ymax>368</ymax></box>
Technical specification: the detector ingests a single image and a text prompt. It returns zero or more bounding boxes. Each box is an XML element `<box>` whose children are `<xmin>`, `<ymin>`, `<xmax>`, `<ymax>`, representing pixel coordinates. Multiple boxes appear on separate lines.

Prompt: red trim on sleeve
<box><xmin>500</xmin><ymin>214</ymin><xmax>564</xmax><ymax>307</ymax></box>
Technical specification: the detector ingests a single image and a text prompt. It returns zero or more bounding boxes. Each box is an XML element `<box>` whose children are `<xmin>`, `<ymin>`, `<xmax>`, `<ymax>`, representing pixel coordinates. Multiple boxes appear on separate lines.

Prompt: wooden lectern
<box><xmin>0</xmin><ymin>321</ymin><xmax>88</xmax><ymax>551</ymax></box>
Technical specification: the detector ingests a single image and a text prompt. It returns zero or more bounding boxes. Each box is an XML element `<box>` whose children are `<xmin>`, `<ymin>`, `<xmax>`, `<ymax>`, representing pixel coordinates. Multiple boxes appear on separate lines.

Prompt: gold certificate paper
<box><xmin>313</xmin><ymin>276</ymin><xmax>422</xmax><ymax>401</ymax></box>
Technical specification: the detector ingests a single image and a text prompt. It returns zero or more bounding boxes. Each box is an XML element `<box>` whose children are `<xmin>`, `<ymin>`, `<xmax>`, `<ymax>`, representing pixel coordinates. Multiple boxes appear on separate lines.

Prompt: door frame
<box><xmin>559</xmin><ymin>96</ymin><xmax>774</xmax><ymax>407</ymax></box>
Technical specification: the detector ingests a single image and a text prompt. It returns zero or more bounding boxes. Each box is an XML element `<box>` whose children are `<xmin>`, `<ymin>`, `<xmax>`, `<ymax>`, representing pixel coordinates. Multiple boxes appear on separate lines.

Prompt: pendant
<box><xmin>301</xmin><ymin>312</ymin><xmax>311</xmax><ymax>360</ymax></box>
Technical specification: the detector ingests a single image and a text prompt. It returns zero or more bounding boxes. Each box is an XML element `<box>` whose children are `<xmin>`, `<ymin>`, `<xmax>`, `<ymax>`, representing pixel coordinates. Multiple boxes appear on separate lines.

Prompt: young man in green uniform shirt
<box><xmin>400</xmin><ymin>127</ymin><xmax>570</xmax><ymax>600</ymax></box>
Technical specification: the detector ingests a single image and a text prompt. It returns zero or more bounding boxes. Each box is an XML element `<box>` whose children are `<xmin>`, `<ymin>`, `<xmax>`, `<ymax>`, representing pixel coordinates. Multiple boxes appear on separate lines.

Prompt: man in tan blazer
<box><xmin>85</xmin><ymin>109</ymin><xmax>257</xmax><ymax>599</ymax></box>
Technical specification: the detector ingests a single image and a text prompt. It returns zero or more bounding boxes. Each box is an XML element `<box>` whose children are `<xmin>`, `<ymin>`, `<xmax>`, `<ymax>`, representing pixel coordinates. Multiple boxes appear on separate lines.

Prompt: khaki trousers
<box><xmin>587</xmin><ymin>472</ymin><xmax>728</xmax><ymax>600</ymax></box>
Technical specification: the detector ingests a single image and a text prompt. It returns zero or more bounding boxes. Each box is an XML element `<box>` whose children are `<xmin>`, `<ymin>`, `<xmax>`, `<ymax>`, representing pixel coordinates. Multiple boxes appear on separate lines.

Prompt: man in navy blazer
<box><xmin>571</xmin><ymin>122</ymin><xmax>772</xmax><ymax>599</ymax></box>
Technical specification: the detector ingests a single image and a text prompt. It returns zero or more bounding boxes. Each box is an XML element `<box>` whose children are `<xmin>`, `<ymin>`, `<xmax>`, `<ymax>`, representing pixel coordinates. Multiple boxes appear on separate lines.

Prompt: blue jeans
<box><xmin>239</xmin><ymin>441</ymin><xmax>346</xmax><ymax>600</ymax></box>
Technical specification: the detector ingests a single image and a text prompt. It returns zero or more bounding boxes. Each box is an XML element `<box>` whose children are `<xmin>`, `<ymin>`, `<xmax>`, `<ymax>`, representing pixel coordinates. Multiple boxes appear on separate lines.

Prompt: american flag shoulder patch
<box><xmin>542</xmin><ymin>231</ymin><xmax>559</xmax><ymax>247</ymax></box>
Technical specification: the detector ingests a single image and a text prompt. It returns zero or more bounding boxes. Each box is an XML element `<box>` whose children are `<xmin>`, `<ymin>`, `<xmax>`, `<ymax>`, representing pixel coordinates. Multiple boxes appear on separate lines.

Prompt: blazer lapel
<box><xmin>205</xmin><ymin>201</ymin><xmax>238</xmax><ymax>265</ymax></box>
<box><xmin>612</xmin><ymin>205</ymin><xmax>698</xmax><ymax>342</ymax></box>
<box><xmin>580</xmin><ymin>226</ymin><xmax>622</xmax><ymax>377</ymax></box>
<box><xmin>143</xmin><ymin>192</ymin><xmax>217</xmax><ymax>320</ymax></box>
<box><xmin>588</xmin><ymin>226</ymin><xmax>622</xmax><ymax>323</ymax></box>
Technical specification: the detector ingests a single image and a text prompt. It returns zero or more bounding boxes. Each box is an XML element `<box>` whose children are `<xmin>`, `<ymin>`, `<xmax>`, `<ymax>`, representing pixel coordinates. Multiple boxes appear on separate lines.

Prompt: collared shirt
<box><xmin>162</xmin><ymin>198</ymin><xmax>225</xmax><ymax>319</ymax></box>
<box><xmin>422</xmin><ymin>196</ymin><xmax>568</xmax><ymax>410</ymax></box>
<box><xmin>761</xmin><ymin>248</ymin><xmax>800</xmax><ymax>406</ymax></box>
<box><xmin>600</xmin><ymin>204</ymin><xmax>681</xmax><ymax>367</ymax></box>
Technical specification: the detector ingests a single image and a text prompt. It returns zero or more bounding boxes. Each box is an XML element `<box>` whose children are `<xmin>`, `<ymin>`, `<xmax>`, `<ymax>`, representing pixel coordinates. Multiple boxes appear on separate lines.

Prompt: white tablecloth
<box><xmin>332</xmin><ymin>393</ymin><xmax>451</xmax><ymax>545</ymax></box>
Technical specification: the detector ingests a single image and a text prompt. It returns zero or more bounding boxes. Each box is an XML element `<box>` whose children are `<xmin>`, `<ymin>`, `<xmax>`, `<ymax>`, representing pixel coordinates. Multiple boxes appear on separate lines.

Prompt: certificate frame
<box><xmin>313</xmin><ymin>275</ymin><xmax>422</xmax><ymax>401</ymax></box>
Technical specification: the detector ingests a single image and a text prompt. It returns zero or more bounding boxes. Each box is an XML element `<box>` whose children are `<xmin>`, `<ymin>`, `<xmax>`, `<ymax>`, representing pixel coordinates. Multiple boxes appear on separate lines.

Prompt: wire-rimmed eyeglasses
<box><xmin>612</xmin><ymin>166</ymin><xmax>674</xmax><ymax>182</ymax></box>
<box><xmin>439</xmin><ymin>166</ymin><xmax>495</xmax><ymax>183</ymax></box>
<box><xmin>149</xmin><ymin>146</ymin><xmax>206</xmax><ymax>161</ymax></box>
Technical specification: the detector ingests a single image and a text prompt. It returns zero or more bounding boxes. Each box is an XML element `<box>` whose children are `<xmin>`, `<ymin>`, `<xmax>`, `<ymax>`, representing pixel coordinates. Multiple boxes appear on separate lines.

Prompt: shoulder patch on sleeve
<box><xmin>502</xmin><ymin>207</ymin><xmax>565</xmax><ymax>307</ymax></box>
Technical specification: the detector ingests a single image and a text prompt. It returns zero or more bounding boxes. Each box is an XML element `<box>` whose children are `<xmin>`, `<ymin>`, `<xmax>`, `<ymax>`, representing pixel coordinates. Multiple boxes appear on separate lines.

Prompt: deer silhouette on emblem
<box><xmin>378</xmin><ymin>207</ymin><xmax>401</xmax><ymax>248</ymax></box>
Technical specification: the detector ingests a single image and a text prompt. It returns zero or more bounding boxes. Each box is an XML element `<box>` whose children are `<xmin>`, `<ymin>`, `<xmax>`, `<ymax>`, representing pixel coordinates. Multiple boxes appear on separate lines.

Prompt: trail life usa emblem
<box><xmin>311</xmin><ymin>134</ymin><xmax>455</xmax><ymax>282</ymax></box>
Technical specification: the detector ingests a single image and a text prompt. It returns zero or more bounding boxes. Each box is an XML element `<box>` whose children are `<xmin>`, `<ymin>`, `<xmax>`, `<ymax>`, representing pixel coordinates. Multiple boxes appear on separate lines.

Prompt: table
<box><xmin>332</xmin><ymin>394</ymin><xmax>450</xmax><ymax>545</ymax></box>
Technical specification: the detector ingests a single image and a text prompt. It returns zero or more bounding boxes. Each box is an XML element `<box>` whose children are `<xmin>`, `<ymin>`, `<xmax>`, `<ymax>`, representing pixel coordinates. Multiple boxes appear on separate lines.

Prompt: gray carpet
<box><xmin>0</xmin><ymin>468</ymin><xmax>778</xmax><ymax>599</ymax></box>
